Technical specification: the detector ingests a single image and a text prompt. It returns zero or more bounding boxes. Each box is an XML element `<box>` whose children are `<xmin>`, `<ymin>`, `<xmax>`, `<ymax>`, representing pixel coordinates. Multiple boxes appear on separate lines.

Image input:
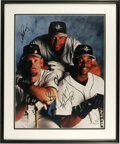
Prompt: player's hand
<box><xmin>87</xmin><ymin>94</ymin><xmax>104</xmax><ymax>109</ymax></box>
<box><xmin>48</xmin><ymin>61</ymin><xmax>65</xmax><ymax>71</ymax></box>
<box><xmin>48</xmin><ymin>61</ymin><xmax>65</xmax><ymax>80</ymax></box>
<box><xmin>35</xmin><ymin>101</ymin><xmax>47</xmax><ymax>110</ymax></box>
<box><xmin>72</xmin><ymin>101</ymin><xmax>93</xmax><ymax>119</ymax></box>
<box><xmin>26</xmin><ymin>94</ymin><xmax>39</xmax><ymax>105</ymax></box>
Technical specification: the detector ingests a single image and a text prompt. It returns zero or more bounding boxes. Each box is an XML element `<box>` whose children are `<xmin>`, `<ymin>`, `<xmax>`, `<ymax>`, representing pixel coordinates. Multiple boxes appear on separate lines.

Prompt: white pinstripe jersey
<box><xmin>30</xmin><ymin>34</ymin><xmax>81</xmax><ymax>66</ymax></box>
<box><xmin>15</xmin><ymin>69</ymin><xmax>58</xmax><ymax>115</ymax></box>
<box><xmin>55</xmin><ymin>72</ymin><xmax>104</xmax><ymax>128</ymax></box>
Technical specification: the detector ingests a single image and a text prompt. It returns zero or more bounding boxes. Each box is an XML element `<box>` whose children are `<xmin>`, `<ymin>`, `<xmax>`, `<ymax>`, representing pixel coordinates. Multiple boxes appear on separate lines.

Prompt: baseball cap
<box><xmin>21</xmin><ymin>44</ymin><xmax>41</xmax><ymax>60</ymax></box>
<box><xmin>48</xmin><ymin>21</ymin><xmax>67</xmax><ymax>36</ymax></box>
<box><xmin>73</xmin><ymin>45</ymin><xmax>96</xmax><ymax>60</ymax></box>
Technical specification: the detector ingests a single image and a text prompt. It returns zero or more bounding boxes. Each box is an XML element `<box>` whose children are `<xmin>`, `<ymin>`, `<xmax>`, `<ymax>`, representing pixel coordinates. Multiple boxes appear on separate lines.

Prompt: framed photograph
<box><xmin>1</xmin><ymin>0</ymin><xmax>119</xmax><ymax>143</ymax></box>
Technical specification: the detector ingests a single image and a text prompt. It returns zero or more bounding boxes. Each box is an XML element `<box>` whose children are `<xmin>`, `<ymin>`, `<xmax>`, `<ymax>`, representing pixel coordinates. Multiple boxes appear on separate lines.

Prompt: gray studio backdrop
<box><xmin>15</xmin><ymin>15</ymin><xmax>104</xmax><ymax>78</ymax></box>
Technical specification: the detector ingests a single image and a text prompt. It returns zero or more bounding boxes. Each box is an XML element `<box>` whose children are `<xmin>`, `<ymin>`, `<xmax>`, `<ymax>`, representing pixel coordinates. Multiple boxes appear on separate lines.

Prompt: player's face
<box><xmin>76</xmin><ymin>55</ymin><xmax>92</xmax><ymax>75</ymax></box>
<box><xmin>25</xmin><ymin>55</ymin><xmax>43</xmax><ymax>82</ymax></box>
<box><xmin>51</xmin><ymin>35</ymin><xmax>67</xmax><ymax>52</ymax></box>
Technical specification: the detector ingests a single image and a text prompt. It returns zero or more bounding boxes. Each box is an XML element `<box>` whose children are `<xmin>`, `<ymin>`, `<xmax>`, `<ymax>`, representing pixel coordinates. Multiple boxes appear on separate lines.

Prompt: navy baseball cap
<box><xmin>48</xmin><ymin>21</ymin><xmax>67</xmax><ymax>35</ymax></box>
<box><xmin>21</xmin><ymin>44</ymin><xmax>41</xmax><ymax>60</ymax></box>
<box><xmin>73</xmin><ymin>45</ymin><xmax>96</xmax><ymax>60</ymax></box>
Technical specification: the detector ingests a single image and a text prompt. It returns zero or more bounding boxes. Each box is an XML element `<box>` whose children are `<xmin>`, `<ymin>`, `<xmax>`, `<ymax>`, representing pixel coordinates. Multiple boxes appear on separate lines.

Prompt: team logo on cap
<box><xmin>34</xmin><ymin>50</ymin><xmax>38</xmax><ymax>54</ymax></box>
<box><xmin>83</xmin><ymin>46</ymin><xmax>90</xmax><ymax>52</ymax></box>
<box><xmin>54</xmin><ymin>24</ymin><xmax>62</xmax><ymax>30</ymax></box>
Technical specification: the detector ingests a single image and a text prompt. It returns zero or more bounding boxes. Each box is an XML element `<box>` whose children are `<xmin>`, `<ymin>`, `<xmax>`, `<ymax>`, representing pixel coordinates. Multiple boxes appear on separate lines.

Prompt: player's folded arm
<box><xmin>28</xmin><ymin>85</ymin><xmax>57</xmax><ymax>105</ymax></box>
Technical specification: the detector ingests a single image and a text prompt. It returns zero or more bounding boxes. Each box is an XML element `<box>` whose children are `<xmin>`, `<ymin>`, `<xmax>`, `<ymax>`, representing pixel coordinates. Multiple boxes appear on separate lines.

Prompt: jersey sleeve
<box><xmin>98</xmin><ymin>77</ymin><xmax>104</xmax><ymax>95</ymax></box>
<box><xmin>55</xmin><ymin>78</ymin><xmax>73</xmax><ymax>116</ymax></box>
<box><xmin>15</xmin><ymin>85</ymin><xmax>27</xmax><ymax>112</ymax></box>
<box><xmin>72</xmin><ymin>38</ymin><xmax>81</xmax><ymax>50</ymax></box>
<box><xmin>93</xmin><ymin>75</ymin><xmax>104</xmax><ymax>95</ymax></box>
<box><xmin>42</xmin><ymin>70</ymin><xmax>58</xmax><ymax>91</ymax></box>
<box><xmin>30</xmin><ymin>36</ymin><xmax>42</xmax><ymax>48</ymax></box>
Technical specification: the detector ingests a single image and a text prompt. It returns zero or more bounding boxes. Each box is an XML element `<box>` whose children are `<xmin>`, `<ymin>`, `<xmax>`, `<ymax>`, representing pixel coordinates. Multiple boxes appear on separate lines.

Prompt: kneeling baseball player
<box><xmin>54</xmin><ymin>45</ymin><xmax>104</xmax><ymax>128</ymax></box>
<box><xmin>15</xmin><ymin>44</ymin><xmax>59</xmax><ymax>128</ymax></box>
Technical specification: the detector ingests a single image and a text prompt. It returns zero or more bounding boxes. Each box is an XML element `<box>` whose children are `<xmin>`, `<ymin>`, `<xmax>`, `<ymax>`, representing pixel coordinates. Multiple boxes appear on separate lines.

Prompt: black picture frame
<box><xmin>1</xmin><ymin>0</ymin><xmax>119</xmax><ymax>143</ymax></box>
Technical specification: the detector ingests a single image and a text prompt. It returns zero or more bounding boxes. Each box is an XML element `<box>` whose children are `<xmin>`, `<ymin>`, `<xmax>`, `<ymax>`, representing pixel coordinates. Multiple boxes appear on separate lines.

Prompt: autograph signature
<box><xmin>60</xmin><ymin>89</ymin><xmax>74</xmax><ymax>108</ymax></box>
<box><xmin>19</xmin><ymin>24</ymin><xmax>30</xmax><ymax>41</ymax></box>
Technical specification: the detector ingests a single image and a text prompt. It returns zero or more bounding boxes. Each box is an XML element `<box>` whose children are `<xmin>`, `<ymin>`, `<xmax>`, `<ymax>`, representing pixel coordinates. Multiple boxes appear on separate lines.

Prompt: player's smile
<box><xmin>77</xmin><ymin>55</ymin><xmax>92</xmax><ymax>75</ymax></box>
<box><xmin>80</xmin><ymin>66</ymin><xmax>90</xmax><ymax>75</ymax></box>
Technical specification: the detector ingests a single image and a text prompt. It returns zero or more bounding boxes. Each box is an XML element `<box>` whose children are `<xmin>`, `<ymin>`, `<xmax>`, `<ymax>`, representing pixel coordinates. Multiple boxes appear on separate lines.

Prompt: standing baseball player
<box><xmin>30</xmin><ymin>21</ymin><xmax>101</xmax><ymax>79</ymax></box>
<box><xmin>15</xmin><ymin>44</ymin><xmax>59</xmax><ymax>128</ymax></box>
<box><xmin>54</xmin><ymin>45</ymin><xmax>104</xmax><ymax>128</ymax></box>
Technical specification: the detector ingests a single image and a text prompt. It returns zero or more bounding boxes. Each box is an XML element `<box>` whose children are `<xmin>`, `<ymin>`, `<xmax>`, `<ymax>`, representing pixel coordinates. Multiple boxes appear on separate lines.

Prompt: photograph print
<box><xmin>15</xmin><ymin>15</ymin><xmax>104</xmax><ymax>129</ymax></box>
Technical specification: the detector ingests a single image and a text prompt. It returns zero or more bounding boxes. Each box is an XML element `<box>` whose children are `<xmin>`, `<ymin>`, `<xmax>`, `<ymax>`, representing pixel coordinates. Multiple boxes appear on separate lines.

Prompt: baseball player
<box><xmin>30</xmin><ymin>21</ymin><xmax>101</xmax><ymax>80</ymax></box>
<box><xmin>30</xmin><ymin>21</ymin><xmax>101</xmax><ymax>120</ymax></box>
<box><xmin>54</xmin><ymin>45</ymin><xmax>104</xmax><ymax>128</ymax></box>
<box><xmin>15</xmin><ymin>44</ymin><xmax>59</xmax><ymax>128</ymax></box>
